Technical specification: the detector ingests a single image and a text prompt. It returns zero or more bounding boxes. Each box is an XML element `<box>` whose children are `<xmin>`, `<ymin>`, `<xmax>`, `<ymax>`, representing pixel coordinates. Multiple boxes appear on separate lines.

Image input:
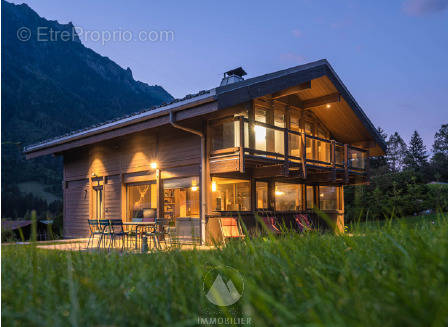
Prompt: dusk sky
<box><xmin>10</xmin><ymin>0</ymin><xmax>448</xmax><ymax>150</ymax></box>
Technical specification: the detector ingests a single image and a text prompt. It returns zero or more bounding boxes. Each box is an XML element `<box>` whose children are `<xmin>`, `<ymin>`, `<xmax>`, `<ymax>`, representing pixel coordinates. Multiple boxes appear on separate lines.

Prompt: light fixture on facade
<box><xmin>326</xmin><ymin>104</ymin><xmax>331</xmax><ymax>108</ymax></box>
<box><xmin>150</xmin><ymin>162</ymin><xmax>157</xmax><ymax>169</ymax></box>
<box><xmin>275</xmin><ymin>190</ymin><xmax>284</xmax><ymax>196</ymax></box>
<box><xmin>191</xmin><ymin>184</ymin><xmax>198</xmax><ymax>192</ymax></box>
<box><xmin>211</xmin><ymin>181</ymin><xmax>217</xmax><ymax>192</ymax></box>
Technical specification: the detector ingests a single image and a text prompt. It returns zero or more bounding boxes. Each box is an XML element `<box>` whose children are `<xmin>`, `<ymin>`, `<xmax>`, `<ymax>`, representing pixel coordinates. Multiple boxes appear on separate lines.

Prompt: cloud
<box><xmin>280</xmin><ymin>53</ymin><xmax>307</xmax><ymax>64</ymax></box>
<box><xmin>292</xmin><ymin>29</ymin><xmax>302</xmax><ymax>38</ymax></box>
<box><xmin>402</xmin><ymin>0</ymin><xmax>448</xmax><ymax>16</ymax></box>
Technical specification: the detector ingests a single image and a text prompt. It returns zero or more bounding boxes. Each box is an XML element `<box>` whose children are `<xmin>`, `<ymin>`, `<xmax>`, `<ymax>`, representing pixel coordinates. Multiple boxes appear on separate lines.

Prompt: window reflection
<box><xmin>164</xmin><ymin>177</ymin><xmax>200</xmax><ymax>220</ymax></box>
<box><xmin>319</xmin><ymin>186</ymin><xmax>341</xmax><ymax>210</ymax></box>
<box><xmin>212</xmin><ymin>177</ymin><xmax>250</xmax><ymax>211</ymax></box>
<box><xmin>256</xmin><ymin>182</ymin><xmax>268</xmax><ymax>209</ymax></box>
<box><xmin>127</xmin><ymin>182</ymin><xmax>157</xmax><ymax>221</ymax></box>
<box><xmin>275</xmin><ymin>183</ymin><xmax>303</xmax><ymax>211</ymax></box>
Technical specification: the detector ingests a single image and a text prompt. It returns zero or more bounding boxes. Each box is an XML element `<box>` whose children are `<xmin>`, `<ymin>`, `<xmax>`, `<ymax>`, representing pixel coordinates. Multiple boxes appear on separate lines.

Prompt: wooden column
<box><xmin>284</xmin><ymin>106</ymin><xmax>290</xmax><ymax>176</ymax></box>
<box><xmin>301</xmin><ymin>134</ymin><xmax>307</xmax><ymax>179</ymax></box>
<box><xmin>344</xmin><ymin>144</ymin><xmax>349</xmax><ymax>184</ymax></box>
<box><xmin>156</xmin><ymin>168</ymin><xmax>164</xmax><ymax>218</ymax></box>
<box><xmin>331</xmin><ymin>140</ymin><xmax>336</xmax><ymax>181</ymax></box>
<box><xmin>266</xmin><ymin>100</ymin><xmax>275</xmax><ymax>153</ymax></box>
<box><xmin>268</xmin><ymin>180</ymin><xmax>275</xmax><ymax>211</ymax></box>
<box><xmin>248</xmin><ymin>100</ymin><xmax>255</xmax><ymax>150</ymax></box>
<box><xmin>250</xmin><ymin>177</ymin><xmax>256</xmax><ymax>212</ymax></box>
<box><xmin>239</xmin><ymin>116</ymin><xmax>245</xmax><ymax>173</ymax></box>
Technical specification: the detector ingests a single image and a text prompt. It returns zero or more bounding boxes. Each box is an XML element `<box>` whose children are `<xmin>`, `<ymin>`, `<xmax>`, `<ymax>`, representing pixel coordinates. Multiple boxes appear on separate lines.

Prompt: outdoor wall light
<box><xmin>211</xmin><ymin>181</ymin><xmax>217</xmax><ymax>192</ymax></box>
<box><xmin>326</xmin><ymin>104</ymin><xmax>331</xmax><ymax>108</ymax></box>
<box><xmin>150</xmin><ymin>162</ymin><xmax>157</xmax><ymax>169</ymax></box>
<box><xmin>91</xmin><ymin>172</ymin><xmax>97</xmax><ymax>177</ymax></box>
<box><xmin>191</xmin><ymin>186</ymin><xmax>198</xmax><ymax>192</ymax></box>
<box><xmin>275</xmin><ymin>191</ymin><xmax>284</xmax><ymax>196</ymax></box>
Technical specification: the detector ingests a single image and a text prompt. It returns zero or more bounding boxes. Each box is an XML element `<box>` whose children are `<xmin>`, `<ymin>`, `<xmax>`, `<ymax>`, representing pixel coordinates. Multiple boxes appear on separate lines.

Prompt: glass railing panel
<box><xmin>335</xmin><ymin>145</ymin><xmax>345</xmax><ymax>166</ymax></box>
<box><xmin>288</xmin><ymin>132</ymin><xmax>301</xmax><ymax>159</ymax></box>
<box><xmin>211</xmin><ymin>119</ymin><xmax>240</xmax><ymax>152</ymax></box>
<box><xmin>349</xmin><ymin>147</ymin><xmax>367</xmax><ymax>170</ymax></box>
<box><xmin>316</xmin><ymin>139</ymin><xmax>331</xmax><ymax>164</ymax></box>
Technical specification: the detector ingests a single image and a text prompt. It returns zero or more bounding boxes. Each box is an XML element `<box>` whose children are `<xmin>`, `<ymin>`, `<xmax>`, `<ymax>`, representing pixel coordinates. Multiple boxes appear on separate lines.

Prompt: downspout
<box><xmin>169</xmin><ymin>111</ymin><xmax>207</xmax><ymax>245</ymax></box>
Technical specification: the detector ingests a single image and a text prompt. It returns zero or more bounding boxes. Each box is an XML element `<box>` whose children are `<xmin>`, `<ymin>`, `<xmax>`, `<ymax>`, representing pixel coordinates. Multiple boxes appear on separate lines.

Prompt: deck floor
<box><xmin>34</xmin><ymin>238</ymin><xmax>216</xmax><ymax>252</ymax></box>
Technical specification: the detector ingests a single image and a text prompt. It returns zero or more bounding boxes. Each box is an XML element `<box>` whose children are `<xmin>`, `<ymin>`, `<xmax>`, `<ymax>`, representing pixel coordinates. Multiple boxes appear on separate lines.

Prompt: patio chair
<box><xmin>262</xmin><ymin>216</ymin><xmax>281</xmax><ymax>235</ymax></box>
<box><xmin>98</xmin><ymin>219</ymin><xmax>112</xmax><ymax>249</ymax></box>
<box><xmin>108</xmin><ymin>219</ymin><xmax>130</xmax><ymax>251</ymax></box>
<box><xmin>154</xmin><ymin>218</ymin><xmax>171</xmax><ymax>250</ymax></box>
<box><xmin>295</xmin><ymin>213</ymin><xmax>313</xmax><ymax>232</ymax></box>
<box><xmin>219</xmin><ymin>217</ymin><xmax>245</xmax><ymax>243</ymax></box>
<box><xmin>87</xmin><ymin>219</ymin><xmax>102</xmax><ymax>248</ymax></box>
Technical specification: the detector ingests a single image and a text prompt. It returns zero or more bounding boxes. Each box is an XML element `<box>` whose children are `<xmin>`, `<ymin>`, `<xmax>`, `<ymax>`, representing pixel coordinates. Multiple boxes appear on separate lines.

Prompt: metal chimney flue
<box><xmin>220</xmin><ymin>67</ymin><xmax>247</xmax><ymax>86</ymax></box>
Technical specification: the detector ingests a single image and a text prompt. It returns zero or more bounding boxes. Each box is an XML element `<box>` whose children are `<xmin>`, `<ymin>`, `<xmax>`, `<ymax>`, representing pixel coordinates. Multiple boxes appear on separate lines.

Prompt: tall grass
<box><xmin>2</xmin><ymin>213</ymin><xmax>448</xmax><ymax>326</ymax></box>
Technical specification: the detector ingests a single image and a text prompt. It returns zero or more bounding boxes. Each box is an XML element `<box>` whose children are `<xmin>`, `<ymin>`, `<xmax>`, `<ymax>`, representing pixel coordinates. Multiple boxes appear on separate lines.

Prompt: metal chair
<box><xmin>108</xmin><ymin>219</ymin><xmax>129</xmax><ymax>251</ymax></box>
<box><xmin>154</xmin><ymin>218</ymin><xmax>171</xmax><ymax>249</ymax></box>
<box><xmin>98</xmin><ymin>219</ymin><xmax>112</xmax><ymax>249</ymax></box>
<box><xmin>87</xmin><ymin>219</ymin><xmax>102</xmax><ymax>249</ymax></box>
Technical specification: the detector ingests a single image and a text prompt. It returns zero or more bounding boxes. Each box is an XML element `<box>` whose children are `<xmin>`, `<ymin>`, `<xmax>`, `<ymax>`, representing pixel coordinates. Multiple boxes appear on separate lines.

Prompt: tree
<box><xmin>369</xmin><ymin>127</ymin><xmax>389</xmax><ymax>176</ymax></box>
<box><xmin>404</xmin><ymin>131</ymin><xmax>428</xmax><ymax>171</ymax></box>
<box><xmin>433</xmin><ymin>124</ymin><xmax>448</xmax><ymax>155</ymax></box>
<box><xmin>387</xmin><ymin>132</ymin><xmax>407</xmax><ymax>172</ymax></box>
<box><xmin>431</xmin><ymin>124</ymin><xmax>448</xmax><ymax>181</ymax></box>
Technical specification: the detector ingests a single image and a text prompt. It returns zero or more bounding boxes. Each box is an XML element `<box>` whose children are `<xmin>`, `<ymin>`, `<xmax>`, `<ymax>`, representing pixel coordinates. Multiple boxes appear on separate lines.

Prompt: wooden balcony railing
<box><xmin>210</xmin><ymin>116</ymin><xmax>368</xmax><ymax>177</ymax></box>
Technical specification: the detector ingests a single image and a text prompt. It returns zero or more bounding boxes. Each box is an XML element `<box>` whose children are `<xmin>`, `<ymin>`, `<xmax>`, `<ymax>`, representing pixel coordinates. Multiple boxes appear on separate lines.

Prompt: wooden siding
<box><xmin>64</xmin><ymin>179</ymin><xmax>90</xmax><ymax>238</ymax></box>
<box><xmin>105</xmin><ymin>175</ymin><xmax>122</xmax><ymax>220</ymax></box>
<box><xmin>62</xmin><ymin>126</ymin><xmax>201</xmax><ymax>238</ymax></box>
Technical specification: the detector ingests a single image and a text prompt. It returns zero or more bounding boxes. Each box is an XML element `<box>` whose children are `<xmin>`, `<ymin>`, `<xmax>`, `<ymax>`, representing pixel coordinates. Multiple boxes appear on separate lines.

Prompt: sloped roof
<box><xmin>24</xmin><ymin>59</ymin><xmax>386</xmax><ymax>157</ymax></box>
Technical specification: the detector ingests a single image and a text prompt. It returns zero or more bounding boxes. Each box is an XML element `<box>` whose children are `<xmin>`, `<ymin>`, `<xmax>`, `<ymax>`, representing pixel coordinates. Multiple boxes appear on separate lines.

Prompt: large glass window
<box><xmin>212</xmin><ymin>177</ymin><xmax>250</xmax><ymax>211</ymax></box>
<box><xmin>319</xmin><ymin>186</ymin><xmax>341</xmax><ymax>210</ymax></box>
<box><xmin>211</xmin><ymin>119</ymin><xmax>240</xmax><ymax>152</ymax></box>
<box><xmin>275</xmin><ymin>183</ymin><xmax>303</xmax><ymax>211</ymax></box>
<box><xmin>164</xmin><ymin>177</ymin><xmax>200</xmax><ymax>220</ymax></box>
<box><xmin>127</xmin><ymin>182</ymin><xmax>157</xmax><ymax>221</ymax></box>
<box><xmin>306</xmin><ymin>186</ymin><xmax>315</xmax><ymax>209</ymax></box>
<box><xmin>256</xmin><ymin>182</ymin><xmax>268</xmax><ymax>209</ymax></box>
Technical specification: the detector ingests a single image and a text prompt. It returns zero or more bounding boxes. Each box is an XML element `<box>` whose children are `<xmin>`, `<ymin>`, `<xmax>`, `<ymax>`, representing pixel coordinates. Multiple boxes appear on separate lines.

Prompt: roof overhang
<box><xmin>24</xmin><ymin>59</ymin><xmax>385</xmax><ymax>158</ymax></box>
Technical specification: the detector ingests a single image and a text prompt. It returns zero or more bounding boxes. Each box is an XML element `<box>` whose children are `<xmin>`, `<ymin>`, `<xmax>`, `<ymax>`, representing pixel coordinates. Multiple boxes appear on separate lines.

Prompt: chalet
<box><xmin>24</xmin><ymin>60</ymin><xmax>385</xmax><ymax>244</ymax></box>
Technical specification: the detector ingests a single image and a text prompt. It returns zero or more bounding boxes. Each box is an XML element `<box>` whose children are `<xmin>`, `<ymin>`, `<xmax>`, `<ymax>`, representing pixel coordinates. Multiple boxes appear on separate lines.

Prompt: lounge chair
<box><xmin>295</xmin><ymin>213</ymin><xmax>313</xmax><ymax>232</ymax></box>
<box><xmin>219</xmin><ymin>217</ymin><xmax>245</xmax><ymax>242</ymax></box>
<box><xmin>262</xmin><ymin>216</ymin><xmax>281</xmax><ymax>235</ymax></box>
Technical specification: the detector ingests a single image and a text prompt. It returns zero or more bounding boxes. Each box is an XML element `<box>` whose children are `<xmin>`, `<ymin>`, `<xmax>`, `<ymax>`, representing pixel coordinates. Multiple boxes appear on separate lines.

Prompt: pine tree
<box><xmin>369</xmin><ymin>127</ymin><xmax>389</xmax><ymax>175</ymax></box>
<box><xmin>433</xmin><ymin>124</ymin><xmax>448</xmax><ymax>155</ymax></box>
<box><xmin>431</xmin><ymin>124</ymin><xmax>448</xmax><ymax>181</ymax></box>
<box><xmin>404</xmin><ymin>130</ymin><xmax>428</xmax><ymax>171</ymax></box>
<box><xmin>387</xmin><ymin>132</ymin><xmax>407</xmax><ymax>172</ymax></box>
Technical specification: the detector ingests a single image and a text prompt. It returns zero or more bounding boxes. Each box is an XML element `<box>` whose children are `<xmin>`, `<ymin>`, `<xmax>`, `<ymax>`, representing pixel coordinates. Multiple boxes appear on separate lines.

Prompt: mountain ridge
<box><xmin>1</xmin><ymin>0</ymin><xmax>174</xmax><ymax>218</ymax></box>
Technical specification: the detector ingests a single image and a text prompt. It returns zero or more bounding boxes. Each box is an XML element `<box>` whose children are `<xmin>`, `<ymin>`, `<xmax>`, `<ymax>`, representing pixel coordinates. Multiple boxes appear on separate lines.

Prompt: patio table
<box><xmin>123</xmin><ymin>222</ymin><xmax>156</xmax><ymax>250</ymax></box>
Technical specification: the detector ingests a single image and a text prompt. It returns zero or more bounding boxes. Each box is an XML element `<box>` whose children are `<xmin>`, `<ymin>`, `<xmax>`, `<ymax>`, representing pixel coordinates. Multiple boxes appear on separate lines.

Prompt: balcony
<box><xmin>209</xmin><ymin>116</ymin><xmax>368</xmax><ymax>184</ymax></box>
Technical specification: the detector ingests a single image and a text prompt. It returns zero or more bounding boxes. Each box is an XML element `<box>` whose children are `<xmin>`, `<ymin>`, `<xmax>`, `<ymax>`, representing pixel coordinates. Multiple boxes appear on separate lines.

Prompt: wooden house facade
<box><xmin>24</xmin><ymin>60</ymin><xmax>385</xmax><ymax>243</ymax></box>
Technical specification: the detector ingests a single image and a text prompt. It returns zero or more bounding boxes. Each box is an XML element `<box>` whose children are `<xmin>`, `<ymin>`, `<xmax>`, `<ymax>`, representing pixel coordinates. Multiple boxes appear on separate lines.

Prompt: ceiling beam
<box><xmin>271</xmin><ymin>81</ymin><xmax>311</xmax><ymax>99</ymax></box>
<box><xmin>303</xmin><ymin>92</ymin><xmax>340</xmax><ymax>110</ymax></box>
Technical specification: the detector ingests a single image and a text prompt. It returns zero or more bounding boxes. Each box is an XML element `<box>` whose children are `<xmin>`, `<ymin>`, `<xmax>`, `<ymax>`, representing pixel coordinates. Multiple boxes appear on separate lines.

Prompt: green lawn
<box><xmin>2</xmin><ymin>214</ymin><xmax>448</xmax><ymax>326</ymax></box>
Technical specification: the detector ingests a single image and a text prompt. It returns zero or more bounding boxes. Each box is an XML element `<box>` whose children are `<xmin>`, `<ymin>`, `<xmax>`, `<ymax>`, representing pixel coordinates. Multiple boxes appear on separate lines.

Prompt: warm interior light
<box><xmin>211</xmin><ymin>181</ymin><xmax>217</xmax><ymax>192</ymax></box>
<box><xmin>191</xmin><ymin>186</ymin><xmax>198</xmax><ymax>192</ymax></box>
<box><xmin>150</xmin><ymin>162</ymin><xmax>157</xmax><ymax>169</ymax></box>
<box><xmin>326</xmin><ymin>104</ymin><xmax>331</xmax><ymax>108</ymax></box>
<box><xmin>254</xmin><ymin>125</ymin><xmax>266</xmax><ymax>142</ymax></box>
<box><xmin>275</xmin><ymin>190</ymin><xmax>284</xmax><ymax>196</ymax></box>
